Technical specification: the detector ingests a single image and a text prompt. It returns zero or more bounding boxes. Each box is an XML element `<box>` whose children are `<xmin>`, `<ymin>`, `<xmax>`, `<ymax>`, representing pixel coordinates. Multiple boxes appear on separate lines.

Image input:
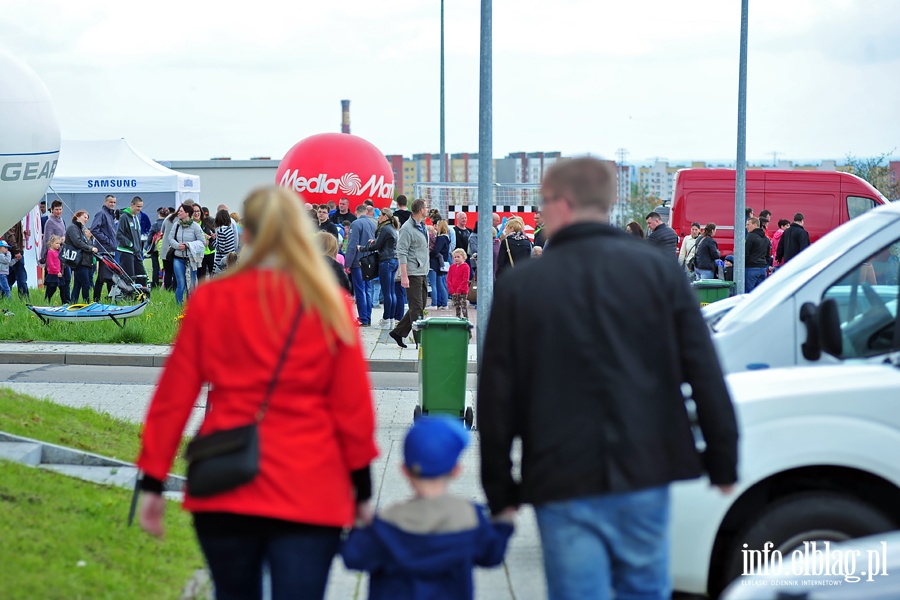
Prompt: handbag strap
<box><xmin>505</xmin><ymin>238</ymin><xmax>515</xmax><ymax>268</ymax></box>
<box><xmin>255</xmin><ymin>305</ymin><xmax>304</xmax><ymax>423</ymax></box>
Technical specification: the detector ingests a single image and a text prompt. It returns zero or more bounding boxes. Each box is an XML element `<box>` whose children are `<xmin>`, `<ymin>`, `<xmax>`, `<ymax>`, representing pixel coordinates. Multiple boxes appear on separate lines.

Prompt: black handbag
<box><xmin>184</xmin><ymin>307</ymin><xmax>302</xmax><ymax>498</ymax></box>
<box><xmin>360</xmin><ymin>251</ymin><xmax>379</xmax><ymax>281</ymax></box>
<box><xmin>59</xmin><ymin>243</ymin><xmax>82</xmax><ymax>267</ymax></box>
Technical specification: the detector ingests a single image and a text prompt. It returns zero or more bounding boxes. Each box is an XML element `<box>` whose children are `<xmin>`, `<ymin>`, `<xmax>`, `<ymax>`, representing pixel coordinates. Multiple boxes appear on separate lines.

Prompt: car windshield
<box><xmin>714</xmin><ymin>206</ymin><xmax>900</xmax><ymax>332</ymax></box>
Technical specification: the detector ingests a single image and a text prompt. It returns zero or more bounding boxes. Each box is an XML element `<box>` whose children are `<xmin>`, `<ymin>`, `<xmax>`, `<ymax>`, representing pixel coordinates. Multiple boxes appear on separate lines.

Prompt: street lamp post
<box><xmin>734</xmin><ymin>0</ymin><xmax>749</xmax><ymax>295</ymax></box>
<box><xmin>440</xmin><ymin>0</ymin><xmax>446</xmax><ymax>184</ymax></box>
<box><xmin>476</xmin><ymin>0</ymin><xmax>492</xmax><ymax>368</ymax></box>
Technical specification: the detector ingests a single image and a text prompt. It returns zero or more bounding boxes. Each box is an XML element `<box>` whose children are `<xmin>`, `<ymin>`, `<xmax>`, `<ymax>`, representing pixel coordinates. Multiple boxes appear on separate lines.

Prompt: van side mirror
<box><xmin>800</xmin><ymin>302</ymin><xmax>821</xmax><ymax>361</ymax></box>
<box><xmin>800</xmin><ymin>300</ymin><xmax>843</xmax><ymax>361</ymax></box>
<box><xmin>818</xmin><ymin>299</ymin><xmax>843</xmax><ymax>357</ymax></box>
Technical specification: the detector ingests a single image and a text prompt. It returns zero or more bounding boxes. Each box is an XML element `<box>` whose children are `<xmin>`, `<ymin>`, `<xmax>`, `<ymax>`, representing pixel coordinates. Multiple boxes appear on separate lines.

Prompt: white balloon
<box><xmin>0</xmin><ymin>48</ymin><xmax>60</xmax><ymax>233</ymax></box>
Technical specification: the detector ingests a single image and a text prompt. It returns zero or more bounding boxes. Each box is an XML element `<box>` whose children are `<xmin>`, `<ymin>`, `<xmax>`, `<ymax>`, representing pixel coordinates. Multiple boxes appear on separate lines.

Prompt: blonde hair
<box><xmin>230</xmin><ymin>212</ymin><xmax>241</xmax><ymax>223</ymax></box>
<box><xmin>48</xmin><ymin>235</ymin><xmax>65</xmax><ymax>247</ymax></box>
<box><xmin>437</xmin><ymin>220</ymin><xmax>449</xmax><ymax>235</ymax></box>
<box><xmin>226</xmin><ymin>186</ymin><xmax>354</xmax><ymax>347</ymax></box>
<box><xmin>505</xmin><ymin>217</ymin><xmax>525</xmax><ymax>233</ymax></box>
<box><xmin>317</xmin><ymin>230</ymin><xmax>339</xmax><ymax>258</ymax></box>
<box><xmin>451</xmin><ymin>248</ymin><xmax>467</xmax><ymax>260</ymax></box>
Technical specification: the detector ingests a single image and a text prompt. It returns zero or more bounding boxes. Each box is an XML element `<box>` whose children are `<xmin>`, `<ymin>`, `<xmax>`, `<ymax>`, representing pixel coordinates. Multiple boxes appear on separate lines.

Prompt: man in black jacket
<box><xmin>645</xmin><ymin>211</ymin><xmax>678</xmax><ymax>257</ymax></box>
<box><xmin>775</xmin><ymin>212</ymin><xmax>810</xmax><ymax>265</ymax></box>
<box><xmin>479</xmin><ymin>157</ymin><xmax>738</xmax><ymax>600</ymax></box>
<box><xmin>744</xmin><ymin>217</ymin><xmax>771</xmax><ymax>293</ymax></box>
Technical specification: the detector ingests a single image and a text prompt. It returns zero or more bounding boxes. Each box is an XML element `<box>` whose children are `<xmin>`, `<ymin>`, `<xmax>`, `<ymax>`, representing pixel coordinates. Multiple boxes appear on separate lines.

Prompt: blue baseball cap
<box><xmin>0</xmin><ymin>241</ymin><xmax>9</xmax><ymax>248</ymax></box>
<box><xmin>404</xmin><ymin>416</ymin><xmax>470</xmax><ymax>478</ymax></box>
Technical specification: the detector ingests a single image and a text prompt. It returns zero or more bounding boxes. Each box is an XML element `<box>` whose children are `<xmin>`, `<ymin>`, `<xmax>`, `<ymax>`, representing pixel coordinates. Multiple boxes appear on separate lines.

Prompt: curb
<box><xmin>0</xmin><ymin>352</ymin><xmax>478</xmax><ymax>373</ymax></box>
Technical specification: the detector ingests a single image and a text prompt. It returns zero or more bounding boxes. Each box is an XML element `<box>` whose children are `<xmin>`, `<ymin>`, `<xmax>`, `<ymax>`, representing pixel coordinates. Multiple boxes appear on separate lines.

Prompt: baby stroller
<box><xmin>97</xmin><ymin>254</ymin><xmax>151</xmax><ymax>302</ymax></box>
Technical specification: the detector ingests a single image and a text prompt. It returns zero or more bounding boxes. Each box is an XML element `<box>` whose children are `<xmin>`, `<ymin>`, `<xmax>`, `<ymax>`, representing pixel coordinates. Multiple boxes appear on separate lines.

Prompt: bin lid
<box><xmin>412</xmin><ymin>317</ymin><xmax>474</xmax><ymax>331</ymax></box>
<box><xmin>691</xmin><ymin>280</ymin><xmax>733</xmax><ymax>289</ymax></box>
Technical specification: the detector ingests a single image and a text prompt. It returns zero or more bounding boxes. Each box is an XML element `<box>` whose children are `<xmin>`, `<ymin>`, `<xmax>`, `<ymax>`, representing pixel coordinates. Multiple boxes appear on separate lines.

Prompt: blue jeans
<box><xmin>695</xmin><ymin>268</ymin><xmax>715</xmax><ymax>280</ymax></box>
<box><xmin>0</xmin><ymin>272</ymin><xmax>10</xmax><ymax>298</ymax></box>
<box><xmin>393</xmin><ymin>280</ymin><xmax>406</xmax><ymax>320</ymax></box>
<box><xmin>72</xmin><ymin>265</ymin><xmax>93</xmax><ymax>304</ymax></box>
<box><xmin>349</xmin><ymin>266</ymin><xmax>373</xmax><ymax>324</ymax></box>
<box><xmin>172</xmin><ymin>257</ymin><xmax>196</xmax><ymax>305</ymax></box>
<box><xmin>196</xmin><ymin>527</ymin><xmax>341</xmax><ymax>600</ymax></box>
<box><xmin>435</xmin><ymin>273</ymin><xmax>448</xmax><ymax>306</ymax></box>
<box><xmin>378</xmin><ymin>259</ymin><xmax>398</xmax><ymax>320</ymax></box>
<box><xmin>535</xmin><ymin>486</ymin><xmax>671</xmax><ymax>600</ymax></box>
<box><xmin>427</xmin><ymin>269</ymin><xmax>437</xmax><ymax>306</ymax></box>
<box><xmin>7</xmin><ymin>259</ymin><xmax>28</xmax><ymax>297</ymax></box>
<box><xmin>745</xmin><ymin>267</ymin><xmax>767</xmax><ymax>293</ymax></box>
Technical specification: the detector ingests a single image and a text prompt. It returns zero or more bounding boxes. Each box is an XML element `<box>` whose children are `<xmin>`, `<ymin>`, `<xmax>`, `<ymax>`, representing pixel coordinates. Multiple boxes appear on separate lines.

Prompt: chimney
<box><xmin>341</xmin><ymin>99</ymin><xmax>350</xmax><ymax>134</ymax></box>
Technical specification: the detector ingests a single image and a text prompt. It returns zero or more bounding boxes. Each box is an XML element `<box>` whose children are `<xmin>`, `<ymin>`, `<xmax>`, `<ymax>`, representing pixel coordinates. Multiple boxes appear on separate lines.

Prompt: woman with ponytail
<box><xmin>137</xmin><ymin>186</ymin><xmax>378</xmax><ymax>599</ymax></box>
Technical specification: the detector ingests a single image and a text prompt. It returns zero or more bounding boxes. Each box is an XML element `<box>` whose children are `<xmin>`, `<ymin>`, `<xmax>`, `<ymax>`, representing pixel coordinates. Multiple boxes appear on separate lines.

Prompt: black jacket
<box><xmin>745</xmin><ymin>228</ymin><xmax>772</xmax><ymax>268</ymax></box>
<box><xmin>366</xmin><ymin>223</ymin><xmax>398</xmax><ymax>262</ymax></box>
<box><xmin>65</xmin><ymin>222</ymin><xmax>96</xmax><ymax>268</ymax></box>
<box><xmin>495</xmin><ymin>233</ymin><xmax>533</xmax><ymax>281</ymax></box>
<box><xmin>694</xmin><ymin>235</ymin><xmax>720</xmax><ymax>271</ymax></box>
<box><xmin>478</xmin><ymin>222</ymin><xmax>738</xmax><ymax>514</ymax></box>
<box><xmin>647</xmin><ymin>223</ymin><xmax>678</xmax><ymax>256</ymax></box>
<box><xmin>775</xmin><ymin>223</ymin><xmax>810</xmax><ymax>264</ymax></box>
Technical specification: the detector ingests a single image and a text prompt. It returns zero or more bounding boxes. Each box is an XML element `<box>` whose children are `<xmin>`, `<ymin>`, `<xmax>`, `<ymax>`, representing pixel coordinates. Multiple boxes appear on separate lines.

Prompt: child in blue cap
<box><xmin>341</xmin><ymin>416</ymin><xmax>514</xmax><ymax>600</ymax></box>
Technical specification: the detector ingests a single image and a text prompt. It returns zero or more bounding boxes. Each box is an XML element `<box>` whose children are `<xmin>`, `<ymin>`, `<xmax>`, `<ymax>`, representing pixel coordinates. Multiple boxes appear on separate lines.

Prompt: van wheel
<box><xmin>413</xmin><ymin>405</ymin><xmax>422</xmax><ymax>421</ymax></box>
<box><xmin>716</xmin><ymin>492</ymin><xmax>895</xmax><ymax>595</ymax></box>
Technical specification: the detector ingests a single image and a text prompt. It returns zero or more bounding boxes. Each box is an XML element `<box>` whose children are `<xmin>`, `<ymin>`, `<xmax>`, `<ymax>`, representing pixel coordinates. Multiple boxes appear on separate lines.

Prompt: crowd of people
<box><xmin>0</xmin><ymin>195</ymin><xmax>243</xmax><ymax>307</ymax></box>
<box><xmin>626</xmin><ymin>206</ymin><xmax>812</xmax><ymax>293</ymax></box>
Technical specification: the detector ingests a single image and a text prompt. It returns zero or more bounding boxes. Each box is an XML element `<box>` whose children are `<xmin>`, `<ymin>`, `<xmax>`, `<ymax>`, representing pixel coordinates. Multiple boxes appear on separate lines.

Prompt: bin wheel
<box><xmin>464</xmin><ymin>407</ymin><xmax>474</xmax><ymax>430</ymax></box>
<box><xmin>413</xmin><ymin>405</ymin><xmax>422</xmax><ymax>421</ymax></box>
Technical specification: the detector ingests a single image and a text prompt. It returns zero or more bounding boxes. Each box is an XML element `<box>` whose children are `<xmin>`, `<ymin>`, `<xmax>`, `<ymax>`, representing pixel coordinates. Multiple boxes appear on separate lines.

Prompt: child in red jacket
<box><xmin>44</xmin><ymin>235</ymin><xmax>64</xmax><ymax>303</ymax></box>
<box><xmin>446</xmin><ymin>248</ymin><xmax>470</xmax><ymax>319</ymax></box>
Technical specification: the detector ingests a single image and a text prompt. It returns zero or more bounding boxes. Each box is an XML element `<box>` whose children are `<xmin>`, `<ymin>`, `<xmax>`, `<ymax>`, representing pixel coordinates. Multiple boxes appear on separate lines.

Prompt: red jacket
<box><xmin>137</xmin><ymin>268</ymin><xmax>378</xmax><ymax>527</ymax></box>
<box><xmin>447</xmin><ymin>262</ymin><xmax>470</xmax><ymax>295</ymax></box>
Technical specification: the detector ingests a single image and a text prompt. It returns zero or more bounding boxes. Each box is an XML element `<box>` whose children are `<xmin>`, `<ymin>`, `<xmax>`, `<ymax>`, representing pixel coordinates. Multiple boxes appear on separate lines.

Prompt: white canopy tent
<box><xmin>46</xmin><ymin>139</ymin><xmax>200</xmax><ymax>217</ymax></box>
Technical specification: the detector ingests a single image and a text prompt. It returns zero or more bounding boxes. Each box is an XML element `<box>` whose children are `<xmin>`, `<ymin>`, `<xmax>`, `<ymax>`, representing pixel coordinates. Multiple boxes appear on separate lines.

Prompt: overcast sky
<box><xmin>3</xmin><ymin>0</ymin><xmax>898</xmax><ymax>165</ymax></box>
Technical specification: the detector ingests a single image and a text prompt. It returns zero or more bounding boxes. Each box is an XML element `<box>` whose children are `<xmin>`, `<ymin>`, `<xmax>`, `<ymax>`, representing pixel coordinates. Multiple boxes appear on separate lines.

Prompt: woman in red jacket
<box><xmin>137</xmin><ymin>186</ymin><xmax>378</xmax><ymax>600</ymax></box>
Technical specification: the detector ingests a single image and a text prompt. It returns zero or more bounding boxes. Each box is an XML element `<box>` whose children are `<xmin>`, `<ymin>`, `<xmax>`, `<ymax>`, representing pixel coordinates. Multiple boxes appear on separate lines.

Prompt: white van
<box><xmin>709</xmin><ymin>201</ymin><xmax>900</xmax><ymax>373</ymax></box>
<box><xmin>670</xmin><ymin>359</ymin><xmax>900</xmax><ymax>597</ymax></box>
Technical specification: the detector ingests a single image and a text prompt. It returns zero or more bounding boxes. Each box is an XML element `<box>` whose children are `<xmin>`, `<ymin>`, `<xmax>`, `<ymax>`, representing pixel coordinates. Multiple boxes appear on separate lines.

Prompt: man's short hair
<box><xmin>131</xmin><ymin>196</ymin><xmax>143</xmax><ymax>206</ymax></box>
<box><xmin>396</xmin><ymin>195</ymin><xmax>408</xmax><ymax>207</ymax></box>
<box><xmin>745</xmin><ymin>207</ymin><xmax>754</xmax><ymax>218</ymax></box>
<box><xmin>411</xmin><ymin>199</ymin><xmax>426</xmax><ymax>215</ymax></box>
<box><xmin>778</xmin><ymin>219</ymin><xmax>791</xmax><ymax>228</ymax></box>
<box><xmin>355</xmin><ymin>204</ymin><xmax>367</xmax><ymax>216</ymax></box>
<box><xmin>40</xmin><ymin>200</ymin><xmax>46</xmax><ymax>206</ymax></box>
<box><xmin>364</xmin><ymin>198</ymin><xmax>374</xmax><ymax>206</ymax></box>
<box><xmin>793</xmin><ymin>212</ymin><xmax>804</xmax><ymax>222</ymax></box>
<box><xmin>51</xmin><ymin>200</ymin><xmax>63</xmax><ymax>210</ymax></box>
<box><xmin>542</xmin><ymin>157</ymin><xmax>616</xmax><ymax>213</ymax></box>
<box><xmin>157</xmin><ymin>207</ymin><xmax>168</xmax><ymax>215</ymax></box>
<box><xmin>105</xmin><ymin>194</ymin><xmax>116</xmax><ymax>202</ymax></box>
<box><xmin>747</xmin><ymin>217</ymin><xmax>759</xmax><ymax>227</ymax></box>
<box><xmin>758</xmin><ymin>210</ymin><xmax>772</xmax><ymax>220</ymax></box>
<box><xmin>646</xmin><ymin>212</ymin><xmax>661</xmax><ymax>221</ymax></box>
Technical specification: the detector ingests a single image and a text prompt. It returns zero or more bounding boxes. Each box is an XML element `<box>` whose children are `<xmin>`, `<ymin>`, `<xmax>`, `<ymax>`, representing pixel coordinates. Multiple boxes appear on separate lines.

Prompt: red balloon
<box><xmin>276</xmin><ymin>133</ymin><xmax>394</xmax><ymax>208</ymax></box>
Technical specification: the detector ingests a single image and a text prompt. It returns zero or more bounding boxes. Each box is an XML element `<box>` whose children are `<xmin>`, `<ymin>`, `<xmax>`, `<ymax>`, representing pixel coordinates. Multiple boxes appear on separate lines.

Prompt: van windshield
<box><xmin>714</xmin><ymin>206</ymin><xmax>900</xmax><ymax>332</ymax></box>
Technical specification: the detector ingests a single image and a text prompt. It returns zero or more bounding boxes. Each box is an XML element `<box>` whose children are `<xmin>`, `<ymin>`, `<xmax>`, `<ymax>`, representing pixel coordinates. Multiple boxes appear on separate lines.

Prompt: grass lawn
<box><xmin>0</xmin><ymin>460</ymin><xmax>205</xmax><ymax>599</ymax></box>
<box><xmin>0</xmin><ymin>286</ymin><xmax>182</xmax><ymax>345</ymax></box>
<box><xmin>0</xmin><ymin>388</ymin><xmax>187</xmax><ymax>475</ymax></box>
<box><xmin>0</xmin><ymin>388</ymin><xmax>202</xmax><ymax>599</ymax></box>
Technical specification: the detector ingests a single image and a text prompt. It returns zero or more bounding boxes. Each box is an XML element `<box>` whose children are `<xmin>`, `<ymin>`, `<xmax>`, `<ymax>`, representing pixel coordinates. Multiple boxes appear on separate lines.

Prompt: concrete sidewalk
<box><xmin>0</xmin><ymin>306</ymin><xmax>480</xmax><ymax>372</ymax></box>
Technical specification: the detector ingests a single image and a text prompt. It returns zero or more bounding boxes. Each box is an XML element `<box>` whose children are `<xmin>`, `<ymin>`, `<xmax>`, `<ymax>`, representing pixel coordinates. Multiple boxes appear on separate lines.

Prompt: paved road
<box><xmin>0</xmin><ymin>364</ymin><xmax>477</xmax><ymax>390</ymax></box>
<box><xmin>0</xmin><ymin>362</ymin><xmax>544</xmax><ymax>600</ymax></box>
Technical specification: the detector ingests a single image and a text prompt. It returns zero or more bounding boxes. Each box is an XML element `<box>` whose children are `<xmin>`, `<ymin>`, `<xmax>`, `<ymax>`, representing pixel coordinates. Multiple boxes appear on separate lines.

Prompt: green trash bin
<box><xmin>692</xmin><ymin>279</ymin><xmax>735</xmax><ymax>307</ymax></box>
<box><xmin>412</xmin><ymin>317</ymin><xmax>474</xmax><ymax>429</ymax></box>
